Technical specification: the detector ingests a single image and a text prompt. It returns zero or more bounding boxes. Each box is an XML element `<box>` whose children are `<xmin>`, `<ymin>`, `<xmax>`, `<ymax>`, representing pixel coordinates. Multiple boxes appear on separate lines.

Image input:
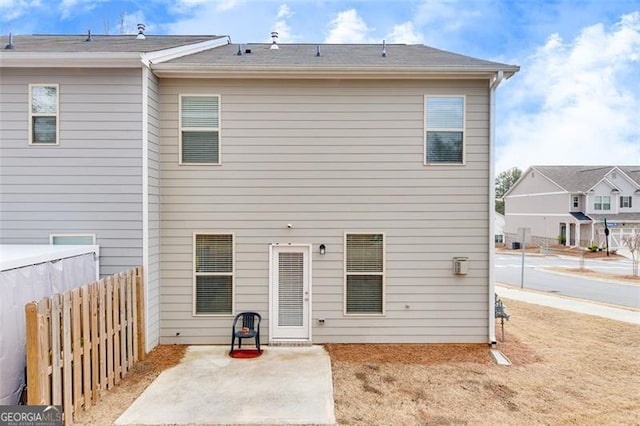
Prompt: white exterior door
<box><xmin>270</xmin><ymin>245</ymin><xmax>311</xmax><ymax>341</ymax></box>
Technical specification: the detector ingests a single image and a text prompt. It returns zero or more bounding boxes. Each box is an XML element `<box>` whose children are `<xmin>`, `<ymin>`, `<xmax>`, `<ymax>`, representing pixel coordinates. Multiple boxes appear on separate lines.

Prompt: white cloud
<box><xmin>415</xmin><ymin>0</ymin><xmax>481</xmax><ymax>32</ymax></box>
<box><xmin>497</xmin><ymin>12</ymin><xmax>640</xmax><ymax>172</ymax></box>
<box><xmin>172</xmin><ymin>0</ymin><xmax>237</xmax><ymax>14</ymax></box>
<box><xmin>121</xmin><ymin>10</ymin><xmax>149</xmax><ymax>35</ymax></box>
<box><xmin>216</xmin><ymin>0</ymin><xmax>239</xmax><ymax>12</ymax></box>
<box><xmin>277</xmin><ymin>4</ymin><xmax>292</xmax><ymax>19</ymax></box>
<box><xmin>0</xmin><ymin>0</ymin><xmax>41</xmax><ymax>21</ymax></box>
<box><xmin>325</xmin><ymin>9</ymin><xmax>373</xmax><ymax>43</ymax></box>
<box><xmin>59</xmin><ymin>0</ymin><xmax>107</xmax><ymax>20</ymax></box>
<box><xmin>271</xmin><ymin>3</ymin><xmax>299</xmax><ymax>42</ymax></box>
<box><xmin>385</xmin><ymin>21</ymin><xmax>424</xmax><ymax>44</ymax></box>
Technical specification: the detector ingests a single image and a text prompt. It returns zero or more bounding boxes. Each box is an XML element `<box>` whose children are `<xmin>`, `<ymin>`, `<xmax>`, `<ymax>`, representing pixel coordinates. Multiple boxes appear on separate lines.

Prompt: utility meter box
<box><xmin>453</xmin><ymin>257</ymin><xmax>469</xmax><ymax>275</ymax></box>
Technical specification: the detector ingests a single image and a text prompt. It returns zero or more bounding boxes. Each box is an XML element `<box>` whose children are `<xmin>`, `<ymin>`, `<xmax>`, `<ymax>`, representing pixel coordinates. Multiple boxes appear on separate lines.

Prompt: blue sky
<box><xmin>2</xmin><ymin>0</ymin><xmax>639</xmax><ymax>172</ymax></box>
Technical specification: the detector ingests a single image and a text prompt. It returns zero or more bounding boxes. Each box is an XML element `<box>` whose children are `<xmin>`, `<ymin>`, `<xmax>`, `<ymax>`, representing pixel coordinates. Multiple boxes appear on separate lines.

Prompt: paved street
<box><xmin>495</xmin><ymin>253</ymin><xmax>640</xmax><ymax>309</ymax></box>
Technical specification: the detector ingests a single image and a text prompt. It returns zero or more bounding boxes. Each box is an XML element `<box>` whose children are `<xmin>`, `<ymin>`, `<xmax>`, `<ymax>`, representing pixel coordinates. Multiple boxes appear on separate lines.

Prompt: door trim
<box><xmin>268</xmin><ymin>244</ymin><xmax>312</xmax><ymax>343</ymax></box>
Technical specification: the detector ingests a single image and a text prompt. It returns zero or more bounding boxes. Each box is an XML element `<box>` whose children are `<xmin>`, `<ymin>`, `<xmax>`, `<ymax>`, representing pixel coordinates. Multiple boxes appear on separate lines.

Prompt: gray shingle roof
<box><xmin>534</xmin><ymin>166</ymin><xmax>640</xmax><ymax>192</ymax></box>
<box><xmin>165</xmin><ymin>43</ymin><xmax>518</xmax><ymax>72</ymax></box>
<box><xmin>0</xmin><ymin>35</ymin><xmax>225</xmax><ymax>53</ymax></box>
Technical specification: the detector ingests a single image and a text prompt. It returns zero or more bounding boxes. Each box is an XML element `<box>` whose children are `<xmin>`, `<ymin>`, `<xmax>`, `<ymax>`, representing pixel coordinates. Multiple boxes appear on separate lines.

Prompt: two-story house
<box><xmin>0</xmin><ymin>32</ymin><xmax>519</xmax><ymax>350</ymax></box>
<box><xmin>504</xmin><ymin>166</ymin><xmax>640</xmax><ymax>248</ymax></box>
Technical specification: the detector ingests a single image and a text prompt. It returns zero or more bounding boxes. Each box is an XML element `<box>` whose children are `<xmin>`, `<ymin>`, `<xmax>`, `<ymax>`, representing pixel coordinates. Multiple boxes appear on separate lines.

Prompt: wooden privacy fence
<box><xmin>25</xmin><ymin>266</ymin><xmax>145</xmax><ymax>424</ymax></box>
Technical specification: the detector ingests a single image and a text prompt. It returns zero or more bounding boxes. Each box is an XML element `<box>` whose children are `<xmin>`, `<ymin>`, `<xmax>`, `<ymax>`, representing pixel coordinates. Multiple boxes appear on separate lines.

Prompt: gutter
<box><xmin>0</xmin><ymin>52</ymin><xmax>143</xmax><ymax>68</ymax></box>
<box><xmin>151</xmin><ymin>64</ymin><xmax>520</xmax><ymax>80</ymax></box>
<box><xmin>488</xmin><ymin>70</ymin><xmax>504</xmax><ymax>346</ymax></box>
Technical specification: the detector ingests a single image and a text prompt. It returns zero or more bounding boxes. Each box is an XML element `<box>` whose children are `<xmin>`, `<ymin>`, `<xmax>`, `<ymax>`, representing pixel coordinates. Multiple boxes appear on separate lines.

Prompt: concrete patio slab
<box><xmin>115</xmin><ymin>345</ymin><xmax>336</xmax><ymax>425</ymax></box>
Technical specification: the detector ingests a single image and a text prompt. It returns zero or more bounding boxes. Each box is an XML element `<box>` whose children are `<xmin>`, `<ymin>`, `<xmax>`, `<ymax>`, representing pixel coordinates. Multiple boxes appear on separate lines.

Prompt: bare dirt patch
<box><xmin>330</xmin><ymin>300</ymin><xmax>640</xmax><ymax>425</ymax></box>
<box><xmin>74</xmin><ymin>344</ymin><xmax>186</xmax><ymax>425</ymax></box>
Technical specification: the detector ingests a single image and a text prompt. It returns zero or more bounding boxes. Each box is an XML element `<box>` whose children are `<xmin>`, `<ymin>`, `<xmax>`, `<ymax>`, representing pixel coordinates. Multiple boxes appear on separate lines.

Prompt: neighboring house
<box><xmin>504</xmin><ymin>166</ymin><xmax>640</xmax><ymax>249</ymax></box>
<box><xmin>0</xmin><ymin>31</ymin><xmax>519</xmax><ymax>348</ymax></box>
<box><xmin>494</xmin><ymin>212</ymin><xmax>505</xmax><ymax>244</ymax></box>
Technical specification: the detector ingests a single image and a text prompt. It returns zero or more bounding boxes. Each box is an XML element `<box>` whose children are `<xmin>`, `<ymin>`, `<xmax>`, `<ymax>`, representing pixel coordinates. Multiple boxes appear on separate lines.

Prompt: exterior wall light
<box><xmin>319</xmin><ymin>244</ymin><xmax>326</xmax><ymax>255</ymax></box>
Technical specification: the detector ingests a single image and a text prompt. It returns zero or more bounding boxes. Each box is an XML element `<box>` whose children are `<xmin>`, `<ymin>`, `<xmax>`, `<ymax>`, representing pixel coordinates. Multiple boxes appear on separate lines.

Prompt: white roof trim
<box><xmin>587</xmin><ymin>176</ymin><xmax>622</xmax><ymax>193</ymax></box>
<box><xmin>609</xmin><ymin>166</ymin><xmax>640</xmax><ymax>190</ymax></box>
<box><xmin>142</xmin><ymin>37</ymin><xmax>230</xmax><ymax>65</ymax></box>
<box><xmin>502</xmin><ymin>167</ymin><xmax>566</xmax><ymax>198</ymax></box>
<box><xmin>0</xmin><ymin>52</ymin><xmax>143</xmax><ymax>68</ymax></box>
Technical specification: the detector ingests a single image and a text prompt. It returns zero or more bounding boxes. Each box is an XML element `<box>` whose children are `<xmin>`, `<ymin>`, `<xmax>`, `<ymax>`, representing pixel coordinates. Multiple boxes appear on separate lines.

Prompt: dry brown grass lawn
<box><xmin>75</xmin><ymin>301</ymin><xmax>640</xmax><ymax>425</ymax></box>
<box><xmin>328</xmin><ymin>300</ymin><xmax>640</xmax><ymax>425</ymax></box>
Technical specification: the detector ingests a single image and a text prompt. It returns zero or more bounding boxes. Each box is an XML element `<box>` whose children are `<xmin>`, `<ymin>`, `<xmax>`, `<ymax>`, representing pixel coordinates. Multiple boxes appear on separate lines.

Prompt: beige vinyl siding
<box><xmin>159</xmin><ymin>79</ymin><xmax>490</xmax><ymax>344</ymax></box>
<box><xmin>146</xmin><ymin>70</ymin><xmax>161</xmax><ymax>347</ymax></box>
<box><xmin>0</xmin><ymin>68</ymin><xmax>143</xmax><ymax>276</ymax></box>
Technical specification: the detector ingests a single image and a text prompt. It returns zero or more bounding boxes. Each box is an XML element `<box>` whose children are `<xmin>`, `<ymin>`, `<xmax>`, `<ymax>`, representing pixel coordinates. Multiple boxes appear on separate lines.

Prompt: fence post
<box><xmin>81</xmin><ymin>285</ymin><xmax>92</xmax><ymax>409</ymax></box>
<box><xmin>25</xmin><ymin>302</ymin><xmax>41</xmax><ymax>405</ymax></box>
<box><xmin>51</xmin><ymin>294</ymin><xmax>62</xmax><ymax>406</ymax></box>
<box><xmin>126</xmin><ymin>270</ymin><xmax>134</xmax><ymax>370</ymax></box>
<box><xmin>62</xmin><ymin>290</ymin><xmax>73</xmax><ymax>424</ymax></box>
<box><xmin>37</xmin><ymin>299</ymin><xmax>50</xmax><ymax>405</ymax></box>
<box><xmin>136</xmin><ymin>266</ymin><xmax>146</xmax><ymax>360</ymax></box>
<box><xmin>72</xmin><ymin>288</ymin><xmax>82</xmax><ymax>413</ymax></box>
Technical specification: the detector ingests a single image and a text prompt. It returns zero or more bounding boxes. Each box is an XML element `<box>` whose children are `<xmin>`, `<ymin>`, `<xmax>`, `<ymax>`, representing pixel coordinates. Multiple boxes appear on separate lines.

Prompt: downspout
<box><xmin>488</xmin><ymin>70</ymin><xmax>504</xmax><ymax>346</ymax></box>
<box><xmin>141</xmin><ymin>58</ymin><xmax>151</xmax><ymax>352</ymax></box>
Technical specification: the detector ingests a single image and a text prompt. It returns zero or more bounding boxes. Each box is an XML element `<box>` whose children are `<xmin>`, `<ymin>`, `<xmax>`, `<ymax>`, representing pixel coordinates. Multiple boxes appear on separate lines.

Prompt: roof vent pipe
<box><xmin>316</xmin><ymin>45</ymin><xmax>321</xmax><ymax>57</ymax></box>
<box><xmin>5</xmin><ymin>33</ymin><xmax>14</xmax><ymax>50</ymax></box>
<box><xmin>236</xmin><ymin>44</ymin><xmax>243</xmax><ymax>56</ymax></box>
<box><xmin>136</xmin><ymin>23</ymin><xmax>146</xmax><ymax>40</ymax></box>
<box><xmin>85</xmin><ymin>30</ymin><xmax>92</xmax><ymax>42</ymax></box>
<box><xmin>270</xmin><ymin>31</ymin><xmax>279</xmax><ymax>50</ymax></box>
<box><xmin>382</xmin><ymin>40</ymin><xmax>387</xmax><ymax>57</ymax></box>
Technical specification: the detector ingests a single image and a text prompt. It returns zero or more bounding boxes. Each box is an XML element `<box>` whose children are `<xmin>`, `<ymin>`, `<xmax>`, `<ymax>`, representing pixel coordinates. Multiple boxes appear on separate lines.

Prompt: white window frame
<box><xmin>179</xmin><ymin>94</ymin><xmax>221</xmax><ymax>165</ymax></box>
<box><xmin>49</xmin><ymin>233</ymin><xmax>96</xmax><ymax>245</ymax></box>
<box><xmin>594</xmin><ymin>195</ymin><xmax>611</xmax><ymax>211</ymax></box>
<box><xmin>572</xmin><ymin>196</ymin><xmax>579</xmax><ymax>208</ymax></box>
<box><xmin>343</xmin><ymin>232</ymin><xmax>385</xmax><ymax>316</ymax></box>
<box><xmin>192</xmin><ymin>232</ymin><xmax>234</xmax><ymax>316</ymax></box>
<box><xmin>424</xmin><ymin>95</ymin><xmax>466</xmax><ymax>166</ymax></box>
<box><xmin>29</xmin><ymin>84</ymin><xmax>59</xmax><ymax>145</ymax></box>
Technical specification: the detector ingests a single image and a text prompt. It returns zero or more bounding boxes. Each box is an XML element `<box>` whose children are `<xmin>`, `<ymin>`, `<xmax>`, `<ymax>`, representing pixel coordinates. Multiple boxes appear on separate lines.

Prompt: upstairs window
<box><xmin>425</xmin><ymin>96</ymin><xmax>465</xmax><ymax>164</ymax></box>
<box><xmin>50</xmin><ymin>234</ymin><xmax>96</xmax><ymax>245</ymax></box>
<box><xmin>29</xmin><ymin>84</ymin><xmax>58</xmax><ymax>145</ymax></box>
<box><xmin>594</xmin><ymin>196</ymin><xmax>611</xmax><ymax>211</ymax></box>
<box><xmin>180</xmin><ymin>95</ymin><xmax>220</xmax><ymax>164</ymax></box>
<box><xmin>572</xmin><ymin>196</ymin><xmax>579</xmax><ymax>208</ymax></box>
<box><xmin>620</xmin><ymin>196</ymin><xmax>632</xmax><ymax>208</ymax></box>
<box><xmin>345</xmin><ymin>233</ymin><xmax>384</xmax><ymax>315</ymax></box>
<box><xmin>194</xmin><ymin>234</ymin><xmax>233</xmax><ymax>315</ymax></box>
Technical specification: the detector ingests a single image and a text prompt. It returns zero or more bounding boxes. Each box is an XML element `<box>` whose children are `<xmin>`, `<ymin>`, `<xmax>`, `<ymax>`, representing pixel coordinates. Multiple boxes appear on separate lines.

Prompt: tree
<box><xmin>495</xmin><ymin>167</ymin><xmax>522</xmax><ymax>214</ymax></box>
<box><xmin>622</xmin><ymin>231</ymin><xmax>640</xmax><ymax>277</ymax></box>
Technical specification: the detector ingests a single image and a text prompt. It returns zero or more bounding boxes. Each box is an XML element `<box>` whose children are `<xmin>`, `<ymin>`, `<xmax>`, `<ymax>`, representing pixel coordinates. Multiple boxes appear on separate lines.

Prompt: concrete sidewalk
<box><xmin>496</xmin><ymin>283</ymin><xmax>640</xmax><ymax>325</ymax></box>
<box><xmin>116</xmin><ymin>345</ymin><xmax>336</xmax><ymax>425</ymax></box>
